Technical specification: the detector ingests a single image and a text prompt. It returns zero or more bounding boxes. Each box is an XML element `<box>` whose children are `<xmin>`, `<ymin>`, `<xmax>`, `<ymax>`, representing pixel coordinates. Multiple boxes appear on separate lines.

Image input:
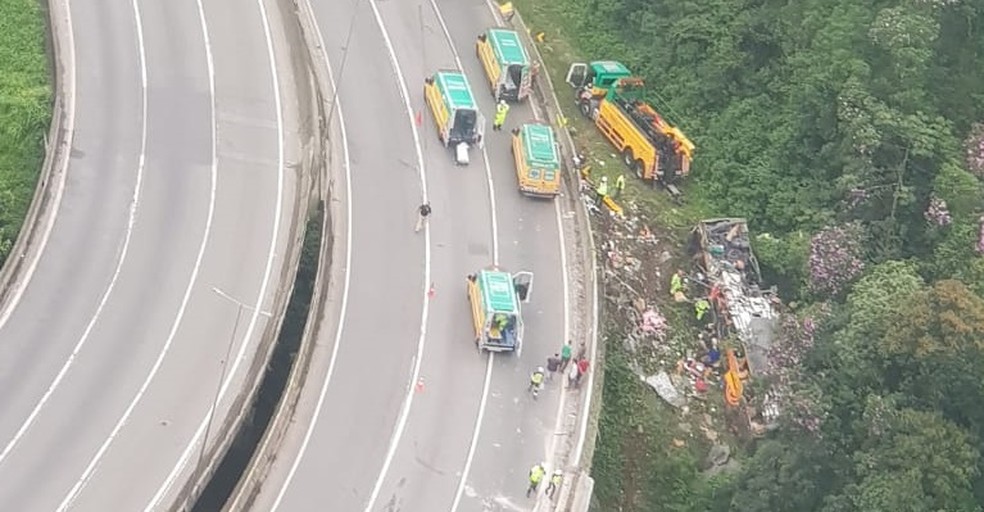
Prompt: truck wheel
<box><xmin>579</xmin><ymin>101</ymin><xmax>592</xmax><ymax>118</ymax></box>
<box><xmin>622</xmin><ymin>149</ymin><xmax>635</xmax><ymax>168</ymax></box>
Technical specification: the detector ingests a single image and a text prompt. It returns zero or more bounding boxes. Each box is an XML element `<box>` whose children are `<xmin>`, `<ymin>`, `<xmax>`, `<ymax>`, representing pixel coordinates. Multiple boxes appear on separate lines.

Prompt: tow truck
<box><xmin>565</xmin><ymin>62</ymin><xmax>695</xmax><ymax>196</ymax></box>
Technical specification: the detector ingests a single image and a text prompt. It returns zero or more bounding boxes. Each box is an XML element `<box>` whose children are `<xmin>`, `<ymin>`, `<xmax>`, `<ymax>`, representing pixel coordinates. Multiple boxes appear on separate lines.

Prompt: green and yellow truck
<box><xmin>510</xmin><ymin>122</ymin><xmax>561</xmax><ymax>198</ymax></box>
<box><xmin>424</xmin><ymin>70</ymin><xmax>485</xmax><ymax>165</ymax></box>
<box><xmin>566</xmin><ymin>62</ymin><xmax>695</xmax><ymax>195</ymax></box>
<box><xmin>476</xmin><ymin>27</ymin><xmax>532</xmax><ymax>103</ymax></box>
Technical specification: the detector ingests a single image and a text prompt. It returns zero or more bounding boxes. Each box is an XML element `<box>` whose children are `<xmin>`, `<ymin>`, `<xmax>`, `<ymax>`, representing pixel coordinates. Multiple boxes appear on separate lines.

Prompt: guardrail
<box><xmin>493</xmin><ymin>4</ymin><xmax>602</xmax><ymax>511</ymax></box>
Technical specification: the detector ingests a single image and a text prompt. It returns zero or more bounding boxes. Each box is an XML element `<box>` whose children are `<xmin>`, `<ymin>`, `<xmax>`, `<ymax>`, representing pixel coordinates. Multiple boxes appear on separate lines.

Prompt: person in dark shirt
<box><xmin>415</xmin><ymin>202</ymin><xmax>432</xmax><ymax>232</ymax></box>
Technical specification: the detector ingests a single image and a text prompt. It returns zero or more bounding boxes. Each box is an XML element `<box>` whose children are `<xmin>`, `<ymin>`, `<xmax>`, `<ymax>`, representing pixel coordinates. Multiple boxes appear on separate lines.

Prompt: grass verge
<box><xmin>0</xmin><ymin>0</ymin><xmax>52</xmax><ymax>266</ymax></box>
<box><xmin>510</xmin><ymin>1</ymin><xmax>726</xmax><ymax>510</ymax></box>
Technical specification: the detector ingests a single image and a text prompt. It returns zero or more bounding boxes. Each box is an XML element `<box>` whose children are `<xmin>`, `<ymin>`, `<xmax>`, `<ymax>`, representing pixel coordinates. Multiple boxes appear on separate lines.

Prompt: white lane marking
<box><xmin>54</xmin><ymin>0</ymin><xmax>224</xmax><ymax>507</ymax></box>
<box><xmin>266</xmin><ymin>1</ymin><xmax>357</xmax><ymax>509</ymax></box>
<box><xmin>142</xmin><ymin>0</ymin><xmax>288</xmax><ymax>508</ymax></box>
<box><xmin>362</xmin><ymin>0</ymin><xmax>434</xmax><ymax>509</ymax></box>
<box><xmin>503</xmin><ymin>23</ymin><xmax>575</xmax><ymax>509</ymax></box>
<box><xmin>531</xmin><ymin>198</ymin><xmax>572</xmax><ymax>512</ymax></box>
<box><xmin>449</xmin><ymin>354</ymin><xmax>494</xmax><ymax>511</ymax></box>
<box><xmin>572</xmin><ymin>244</ymin><xmax>599</xmax><ymax>466</ymax></box>
<box><xmin>419</xmin><ymin>2</ymin><xmax>506</xmax><ymax>508</ymax></box>
<box><xmin>483</xmin><ymin>0</ymin><xmax>597</xmax><ymax>471</ymax></box>
<box><xmin>0</xmin><ymin>0</ymin><xmax>78</xmax><ymax>331</ymax></box>
<box><xmin>0</xmin><ymin>0</ymin><xmax>145</xmax><ymax>468</ymax></box>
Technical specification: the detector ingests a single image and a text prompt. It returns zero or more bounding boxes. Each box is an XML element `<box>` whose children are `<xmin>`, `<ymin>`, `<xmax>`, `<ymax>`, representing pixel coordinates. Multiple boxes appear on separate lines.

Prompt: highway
<box><xmin>0</xmin><ymin>0</ymin><xmax>301</xmax><ymax>510</ymax></box>
<box><xmin>251</xmin><ymin>0</ymin><xmax>570</xmax><ymax>510</ymax></box>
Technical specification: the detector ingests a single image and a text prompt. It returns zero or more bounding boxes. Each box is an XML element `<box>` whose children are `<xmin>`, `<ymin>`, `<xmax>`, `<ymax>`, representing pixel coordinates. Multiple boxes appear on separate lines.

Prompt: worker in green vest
<box><xmin>670</xmin><ymin>269</ymin><xmax>684</xmax><ymax>297</ymax></box>
<box><xmin>493</xmin><ymin>100</ymin><xmax>510</xmax><ymax>131</ymax></box>
<box><xmin>527</xmin><ymin>463</ymin><xmax>546</xmax><ymax>497</ymax></box>
<box><xmin>695</xmin><ymin>298</ymin><xmax>710</xmax><ymax>321</ymax></box>
<box><xmin>545</xmin><ymin>469</ymin><xmax>563</xmax><ymax>498</ymax></box>
<box><xmin>595</xmin><ymin>176</ymin><xmax>609</xmax><ymax>206</ymax></box>
<box><xmin>614</xmin><ymin>174</ymin><xmax>626</xmax><ymax>198</ymax></box>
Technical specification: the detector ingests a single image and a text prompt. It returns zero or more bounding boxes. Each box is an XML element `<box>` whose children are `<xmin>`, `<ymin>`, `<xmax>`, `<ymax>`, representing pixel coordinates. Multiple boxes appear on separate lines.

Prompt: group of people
<box><xmin>527</xmin><ymin>462</ymin><xmax>564</xmax><ymax>499</ymax></box>
<box><xmin>530</xmin><ymin>340</ymin><xmax>591</xmax><ymax>392</ymax></box>
<box><xmin>524</xmin><ymin>341</ymin><xmax>591</xmax><ymax>501</ymax></box>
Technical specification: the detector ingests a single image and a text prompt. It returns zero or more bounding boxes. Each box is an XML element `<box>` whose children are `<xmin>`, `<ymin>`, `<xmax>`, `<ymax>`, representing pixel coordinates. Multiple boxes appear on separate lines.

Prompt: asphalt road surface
<box><xmin>0</xmin><ymin>0</ymin><xmax>299</xmax><ymax>510</ymax></box>
<box><xmin>254</xmin><ymin>0</ymin><xmax>569</xmax><ymax>510</ymax></box>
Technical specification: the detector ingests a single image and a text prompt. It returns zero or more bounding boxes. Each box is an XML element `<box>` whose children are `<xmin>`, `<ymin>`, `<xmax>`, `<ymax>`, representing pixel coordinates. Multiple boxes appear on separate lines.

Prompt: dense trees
<box><xmin>531</xmin><ymin>0</ymin><xmax>984</xmax><ymax>509</ymax></box>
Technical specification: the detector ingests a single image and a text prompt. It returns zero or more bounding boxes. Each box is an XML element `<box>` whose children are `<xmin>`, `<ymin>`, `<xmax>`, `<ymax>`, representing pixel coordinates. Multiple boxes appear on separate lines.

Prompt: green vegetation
<box><xmin>511</xmin><ymin>0</ymin><xmax>984</xmax><ymax>509</ymax></box>
<box><xmin>0</xmin><ymin>0</ymin><xmax>51</xmax><ymax>266</ymax></box>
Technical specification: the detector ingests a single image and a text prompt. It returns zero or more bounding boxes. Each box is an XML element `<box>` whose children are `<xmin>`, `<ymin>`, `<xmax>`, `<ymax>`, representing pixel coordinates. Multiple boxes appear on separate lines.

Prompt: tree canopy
<box><xmin>533</xmin><ymin>0</ymin><xmax>984</xmax><ymax>508</ymax></box>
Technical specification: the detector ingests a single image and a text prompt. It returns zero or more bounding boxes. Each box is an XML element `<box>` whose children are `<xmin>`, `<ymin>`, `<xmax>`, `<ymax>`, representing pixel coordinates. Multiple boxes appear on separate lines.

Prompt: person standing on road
<box><xmin>574</xmin><ymin>358</ymin><xmax>591</xmax><ymax>388</ymax></box>
<box><xmin>546</xmin><ymin>354</ymin><xmax>562</xmax><ymax>380</ymax></box>
<box><xmin>560</xmin><ymin>341</ymin><xmax>573</xmax><ymax>371</ymax></box>
<box><xmin>529</xmin><ymin>367</ymin><xmax>545</xmax><ymax>392</ymax></box>
<box><xmin>527</xmin><ymin>463</ymin><xmax>546</xmax><ymax>497</ymax></box>
<box><xmin>545</xmin><ymin>469</ymin><xmax>563</xmax><ymax>498</ymax></box>
<box><xmin>415</xmin><ymin>202</ymin><xmax>432</xmax><ymax>233</ymax></box>
<box><xmin>493</xmin><ymin>100</ymin><xmax>510</xmax><ymax>131</ymax></box>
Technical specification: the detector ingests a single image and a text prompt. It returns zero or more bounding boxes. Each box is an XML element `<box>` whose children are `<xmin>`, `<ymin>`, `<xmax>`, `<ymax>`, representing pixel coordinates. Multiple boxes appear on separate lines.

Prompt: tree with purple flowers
<box><xmin>965</xmin><ymin>123</ymin><xmax>984</xmax><ymax>178</ymax></box>
<box><xmin>762</xmin><ymin>305</ymin><xmax>832</xmax><ymax>437</ymax></box>
<box><xmin>808</xmin><ymin>223</ymin><xmax>866</xmax><ymax>297</ymax></box>
<box><xmin>924</xmin><ymin>196</ymin><xmax>952</xmax><ymax>227</ymax></box>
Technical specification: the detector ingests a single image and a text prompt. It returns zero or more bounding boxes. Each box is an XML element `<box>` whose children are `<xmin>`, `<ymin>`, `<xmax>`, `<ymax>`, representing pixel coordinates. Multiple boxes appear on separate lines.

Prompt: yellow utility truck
<box><xmin>476</xmin><ymin>28</ymin><xmax>532</xmax><ymax>103</ymax></box>
<box><xmin>510</xmin><ymin>123</ymin><xmax>561</xmax><ymax>198</ymax></box>
<box><xmin>566</xmin><ymin>63</ymin><xmax>695</xmax><ymax>196</ymax></box>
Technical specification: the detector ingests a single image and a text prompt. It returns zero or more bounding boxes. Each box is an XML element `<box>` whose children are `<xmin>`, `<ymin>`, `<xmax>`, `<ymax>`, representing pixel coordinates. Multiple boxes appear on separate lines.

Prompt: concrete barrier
<box><xmin>496</xmin><ymin>6</ymin><xmax>604</xmax><ymax>511</ymax></box>
<box><xmin>214</xmin><ymin>0</ymin><xmax>342</xmax><ymax>510</ymax></box>
<box><xmin>0</xmin><ymin>0</ymin><xmax>76</xmax><ymax>325</ymax></box>
<box><xmin>166</xmin><ymin>0</ymin><xmax>324</xmax><ymax>509</ymax></box>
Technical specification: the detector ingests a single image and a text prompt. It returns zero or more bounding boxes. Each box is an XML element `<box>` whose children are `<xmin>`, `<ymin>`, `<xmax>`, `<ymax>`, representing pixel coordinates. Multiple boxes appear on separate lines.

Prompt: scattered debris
<box><xmin>644</xmin><ymin>371</ymin><xmax>686</xmax><ymax>408</ymax></box>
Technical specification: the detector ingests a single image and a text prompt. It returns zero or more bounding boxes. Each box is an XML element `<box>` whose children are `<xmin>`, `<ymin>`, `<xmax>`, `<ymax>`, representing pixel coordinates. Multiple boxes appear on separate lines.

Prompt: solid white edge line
<box><xmin>0</xmin><ymin>0</ymin><xmax>78</xmax><ymax>331</ymax></box>
<box><xmin>532</xmin><ymin>198</ymin><xmax>572</xmax><ymax>512</ymax></box>
<box><xmin>267</xmin><ymin>1</ymin><xmax>354</xmax><ymax>509</ymax></box>
<box><xmin>362</xmin><ymin>0</ymin><xmax>434</xmax><ymax>508</ymax></box>
<box><xmin>420</xmin><ymin>2</ymin><xmax>505</xmax><ymax>509</ymax></box>
<box><xmin>54</xmin><ymin>0</ymin><xmax>224</xmax><ymax>507</ymax></box>
<box><xmin>482</xmin><ymin>0</ymin><xmax>597</xmax><ymax>473</ymax></box>
<box><xmin>516</xmin><ymin>30</ymin><xmax>574</xmax><ymax>511</ymax></box>
<box><xmin>448</xmin><ymin>354</ymin><xmax>494</xmax><ymax>511</ymax></box>
<box><xmin>142</xmin><ymin>0</ymin><xmax>288</xmax><ymax>507</ymax></box>
<box><xmin>0</xmin><ymin>0</ymin><xmax>146</xmax><ymax>469</ymax></box>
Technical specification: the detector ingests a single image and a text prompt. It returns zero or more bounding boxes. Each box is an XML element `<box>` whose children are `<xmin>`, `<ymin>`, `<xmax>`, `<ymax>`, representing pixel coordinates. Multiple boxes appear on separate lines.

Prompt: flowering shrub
<box><xmin>965</xmin><ymin>123</ymin><xmax>984</xmax><ymax>178</ymax></box>
<box><xmin>808</xmin><ymin>224</ymin><xmax>866</xmax><ymax>296</ymax></box>
<box><xmin>924</xmin><ymin>196</ymin><xmax>953</xmax><ymax>227</ymax></box>
<box><xmin>847</xmin><ymin>187</ymin><xmax>870</xmax><ymax>209</ymax></box>
<box><xmin>978</xmin><ymin>216</ymin><xmax>984</xmax><ymax>255</ymax></box>
<box><xmin>763</xmin><ymin>308</ymin><xmax>832</xmax><ymax>437</ymax></box>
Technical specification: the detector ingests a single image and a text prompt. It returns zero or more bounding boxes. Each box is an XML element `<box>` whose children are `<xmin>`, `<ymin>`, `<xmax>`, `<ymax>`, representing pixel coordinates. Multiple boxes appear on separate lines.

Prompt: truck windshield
<box><xmin>452</xmin><ymin>109</ymin><xmax>477</xmax><ymax>139</ymax></box>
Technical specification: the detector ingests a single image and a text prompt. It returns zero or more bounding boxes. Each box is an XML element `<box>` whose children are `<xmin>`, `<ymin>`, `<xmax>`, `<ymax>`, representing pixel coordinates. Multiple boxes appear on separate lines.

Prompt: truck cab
<box><xmin>565</xmin><ymin>60</ymin><xmax>633</xmax><ymax>115</ymax></box>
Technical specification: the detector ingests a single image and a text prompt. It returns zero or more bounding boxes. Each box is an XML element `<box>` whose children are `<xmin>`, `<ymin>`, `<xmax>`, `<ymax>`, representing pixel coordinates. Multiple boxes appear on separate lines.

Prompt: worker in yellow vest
<box><xmin>595</xmin><ymin>176</ymin><xmax>609</xmax><ymax>206</ymax></box>
<box><xmin>493</xmin><ymin>100</ymin><xmax>510</xmax><ymax>131</ymax></box>
<box><xmin>527</xmin><ymin>463</ymin><xmax>546</xmax><ymax>497</ymax></box>
<box><xmin>614</xmin><ymin>174</ymin><xmax>626</xmax><ymax>198</ymax></box>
